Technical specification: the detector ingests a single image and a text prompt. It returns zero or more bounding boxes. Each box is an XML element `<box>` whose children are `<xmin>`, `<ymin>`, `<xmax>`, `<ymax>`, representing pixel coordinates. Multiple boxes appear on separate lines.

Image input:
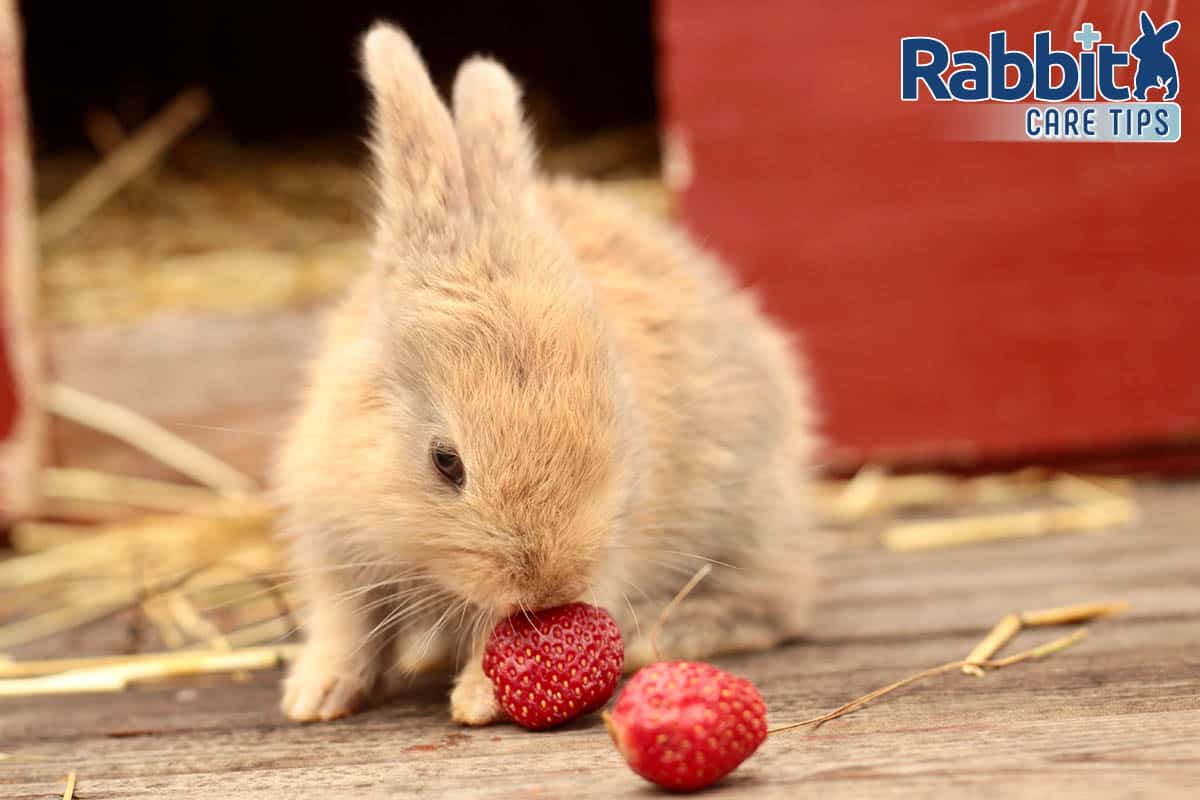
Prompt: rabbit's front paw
<box><xmin>281</xmin><ymin>643</ymin><xmax>382</xmax><ymax>723</ymax></box>
<box><xmin>450</xmin><ymin>658</ymin><xmax>501</xmax><ymax>726</ymax></box>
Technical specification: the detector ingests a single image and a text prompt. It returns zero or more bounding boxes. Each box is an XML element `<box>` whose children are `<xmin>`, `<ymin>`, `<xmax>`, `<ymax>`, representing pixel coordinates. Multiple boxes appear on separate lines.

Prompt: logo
<box><xmin>901</xmin><ymin>11</ymin><xmax>1182</xmax><ymax>142</ymax></box>
<box><xmin>1131</xmin><ymin>12</ymin><xmax>1181</xmax><ymax>100</ymax></box>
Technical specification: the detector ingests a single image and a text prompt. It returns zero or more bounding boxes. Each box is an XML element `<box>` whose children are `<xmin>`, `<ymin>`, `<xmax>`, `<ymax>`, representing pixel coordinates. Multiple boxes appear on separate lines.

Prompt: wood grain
<box><xmin>1</xmin><ymin>483</ymin><xmax>1198</xmax><ymax>798</ymax></box>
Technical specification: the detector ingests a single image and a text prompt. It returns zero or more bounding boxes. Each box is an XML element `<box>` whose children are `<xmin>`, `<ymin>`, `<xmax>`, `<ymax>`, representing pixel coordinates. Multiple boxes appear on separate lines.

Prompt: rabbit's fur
<box><xmin>1131</xmin><ymin>10</ymin><xmax>1180</xmax><ymax>101</ymax></box>
<box><xmin>276</xmin><ymin>24</ymin><xmax>818</xmax><ymax>725</ymax></box>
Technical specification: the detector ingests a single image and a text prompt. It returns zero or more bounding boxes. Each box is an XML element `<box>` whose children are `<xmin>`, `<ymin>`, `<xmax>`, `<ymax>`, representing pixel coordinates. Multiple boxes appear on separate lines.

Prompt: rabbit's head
<box><xmin>1131</xmin><ymin>11</ymin><xmax>1181</xmax><ymax>61</ymax></box>
<box><xmin>346</xmin><ymin>25</ymin><xmax>640</xmax><ymax>616</ymax></box>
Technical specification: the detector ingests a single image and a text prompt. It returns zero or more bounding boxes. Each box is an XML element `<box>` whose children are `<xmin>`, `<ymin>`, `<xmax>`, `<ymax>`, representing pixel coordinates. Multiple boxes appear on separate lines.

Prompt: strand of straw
<box><xmin>40</xmin><ymin>88</ymin><xmax>211</xmax><ymax>244</ymax></box>
<box><xmin>768</xmin><ymin>628</ymin><xmax>1089</xmax><ymax>734</ymax></box>
<box><xmin>648</xmin><ymin>564</ymin><xmax>713</xmax><ymax>661</ymax></box>
<box><xmin>46</xmin><ymin>383</ymin><xmax>256</xmax><ymax>492</ymax></box>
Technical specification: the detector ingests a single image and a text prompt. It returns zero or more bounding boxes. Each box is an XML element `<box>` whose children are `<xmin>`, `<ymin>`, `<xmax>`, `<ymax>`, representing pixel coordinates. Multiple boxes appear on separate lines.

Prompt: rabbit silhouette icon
<box><xmin>1131</xmin><ymin>10</ymin><xmax>1181</xmax><ymax>101</ymax></box>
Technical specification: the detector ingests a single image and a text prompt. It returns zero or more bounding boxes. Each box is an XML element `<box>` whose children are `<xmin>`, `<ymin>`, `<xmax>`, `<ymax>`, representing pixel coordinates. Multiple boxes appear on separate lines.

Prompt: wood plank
<box><xmin>0</xmin><ymin>0</ymin><xmax>43</xmax><ymax>522</ymax></box>
<box><xmin>1</xmin><ymin>483</ymin><xmax>1198</xmax><ymax>797</ymax></box>
<box><xmin>2</xmin><ymin>617</ymin><xmax>1196</xmax><ymax>743</ymax></box>
<box><xmin>2</xmin><ymin>698</ymin><xmax>1197</xmax><ymax>799</ymax></box>
<box><xmin>658</xmin><ymin>0</ymin><xmax>1200</xmax><ymax>469</ymax></box>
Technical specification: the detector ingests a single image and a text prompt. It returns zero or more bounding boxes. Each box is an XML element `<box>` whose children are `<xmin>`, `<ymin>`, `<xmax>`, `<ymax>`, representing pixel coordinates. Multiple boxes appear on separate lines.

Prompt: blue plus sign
<box><xmin>1074</xmin><ymin>22</ymin><xmax>1102</xmax><ymax>51</ymax></box>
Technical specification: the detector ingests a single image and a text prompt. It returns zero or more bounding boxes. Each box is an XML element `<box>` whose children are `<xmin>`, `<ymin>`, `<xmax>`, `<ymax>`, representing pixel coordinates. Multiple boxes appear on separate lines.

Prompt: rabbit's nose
<box><xmin>523</xmin><ymin>577</ymin><xmax>588</xmax><ymax>613</ymax></box>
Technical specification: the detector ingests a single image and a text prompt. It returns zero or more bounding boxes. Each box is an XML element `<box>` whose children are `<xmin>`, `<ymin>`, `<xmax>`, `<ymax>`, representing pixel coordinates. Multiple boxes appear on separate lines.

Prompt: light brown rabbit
<box><xmin>276</xmin><ymin>23</ymin><xmax>819</xmax><ymax>725</ymax></box>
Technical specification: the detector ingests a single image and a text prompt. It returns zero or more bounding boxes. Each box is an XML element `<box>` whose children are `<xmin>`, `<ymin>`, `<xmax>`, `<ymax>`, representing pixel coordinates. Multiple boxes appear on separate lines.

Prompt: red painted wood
<box><xmin>658</xmin><ymin>0</ymin><xmax>1200</xmax><ymax>469</ymax></box>
<box><xmin>0</xmin><ymin>27</ymin><xmax>18</xmax><ymax>444</ymax></box>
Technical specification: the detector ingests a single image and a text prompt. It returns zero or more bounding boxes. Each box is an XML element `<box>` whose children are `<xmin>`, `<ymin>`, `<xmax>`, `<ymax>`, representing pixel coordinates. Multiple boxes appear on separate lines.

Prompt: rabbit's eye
<box><xmin>431</xmin><ymin>440</ymin><xmax>465</xmax><ymax>489</ymax></box>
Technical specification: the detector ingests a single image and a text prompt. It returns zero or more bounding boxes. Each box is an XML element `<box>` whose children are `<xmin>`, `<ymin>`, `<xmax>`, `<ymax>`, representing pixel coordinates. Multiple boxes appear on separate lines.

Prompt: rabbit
<box><xmin>1131</xmin><ymin>10</ymin><xmax>1180</xmax><ymax>101</ymax></box>
<box><xmin>275</xmin><ymin>22</ymin><xmax>819</xmax><ymax>726</ymax></box>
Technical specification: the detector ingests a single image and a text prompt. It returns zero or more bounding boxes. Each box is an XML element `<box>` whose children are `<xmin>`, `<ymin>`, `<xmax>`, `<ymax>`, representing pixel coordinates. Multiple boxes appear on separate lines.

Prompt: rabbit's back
<box><xmin>540</xmin><ymin>177</ymin><xmax>818</xmax><ymax>629</ymax></box>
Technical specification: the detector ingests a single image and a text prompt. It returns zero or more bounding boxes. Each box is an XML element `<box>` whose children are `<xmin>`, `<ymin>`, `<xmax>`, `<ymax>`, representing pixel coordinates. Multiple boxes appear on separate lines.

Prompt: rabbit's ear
<box><xmin>361</xmin><ymin>24</ymin><xmax>470</xmax><ymax>252</ymax></box>
<box><xmin>1140</xmin><ymin>11</ymin><xmax>1157</xmax><ymax>38</ymax></box>
<box><xmin>1157</xmin><ymin>20</ymin><xmax>1181</xmax><ymax>43</ymax></box>
<box><xmin>452</xmin><ymin>57</ymin><xmax>536</xmax><ymax>215</ymax></box>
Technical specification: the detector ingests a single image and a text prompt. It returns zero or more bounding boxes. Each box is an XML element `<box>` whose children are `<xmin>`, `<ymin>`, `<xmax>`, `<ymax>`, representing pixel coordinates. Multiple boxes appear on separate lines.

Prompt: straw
<box><xmin>648</xmin><ymin>564</ymin><xmax>713</xmax><ymax>661</ymax></box>
<box><xmin>40</xmin><ymin>88</ymin><xmax>211</xmax><ymax>244</ymax></box>
<box><xmin>768</xmin><ymin>628</ymin><xmax>1091</xmax><ymax>734</ymax></box>
<box><xmin>0</xmin><ymin>646</ymin><xmax>299</xmax><ymax>697</ymax></box>
<box><xmin>882</xmin><ymin>498</ymin><xmax>1136</xmax><ymax>552</ymax></box>
<box><xmin>46</xmin><ymin>384</ymin><xmax>257</xmax><ymax>493</ymax></box>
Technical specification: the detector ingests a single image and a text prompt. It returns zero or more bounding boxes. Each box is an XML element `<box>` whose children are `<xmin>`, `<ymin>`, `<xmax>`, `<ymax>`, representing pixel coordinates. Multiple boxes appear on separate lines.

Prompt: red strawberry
<box><xmin>483</xmin><ymin>602</ymin><xmax>624</xmax><ymax>730</ymax></box>
<box><xmin>603</xmin><ymin>661</ymin><xmax>768</xmax><ymax>792</ymax></box>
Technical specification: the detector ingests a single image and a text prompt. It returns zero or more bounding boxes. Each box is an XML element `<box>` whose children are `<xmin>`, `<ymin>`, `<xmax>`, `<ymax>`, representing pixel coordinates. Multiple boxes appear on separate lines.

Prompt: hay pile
<box><xmin>1</xmin><ymin>466</ymin><xmax>295</xmax><ymax>693</ymax></box>
<box><xmin>36</xmin><ymin>91</ymin><xmax>663</xmax><ymax>329</ymax></box>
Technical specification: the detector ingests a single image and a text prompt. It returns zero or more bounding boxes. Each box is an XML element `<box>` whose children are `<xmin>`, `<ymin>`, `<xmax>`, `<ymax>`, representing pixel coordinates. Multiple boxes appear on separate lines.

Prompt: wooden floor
<box><xmin>3</xmin><ymin>482</ymin><xmax>1199</xmax><ymax>799</ymax></box>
